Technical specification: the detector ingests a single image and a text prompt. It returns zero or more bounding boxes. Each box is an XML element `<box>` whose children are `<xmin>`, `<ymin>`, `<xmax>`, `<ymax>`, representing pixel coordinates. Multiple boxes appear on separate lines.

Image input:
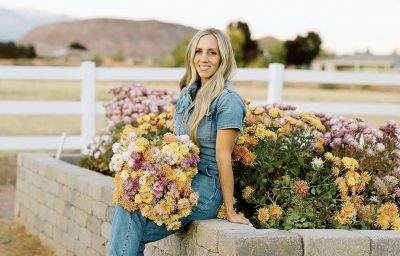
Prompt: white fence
<box><xmin>0</xmin><ymin>62</ymin><xmax>399</xmax><ymax>152</ymax></box>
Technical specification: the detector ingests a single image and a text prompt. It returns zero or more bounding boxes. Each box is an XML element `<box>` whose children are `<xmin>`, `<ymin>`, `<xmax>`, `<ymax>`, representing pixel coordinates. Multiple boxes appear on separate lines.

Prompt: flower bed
<box><xmin>14</xmin><ymin>153</ymin><xmax>400</xmax><ymax>256</ymax></box>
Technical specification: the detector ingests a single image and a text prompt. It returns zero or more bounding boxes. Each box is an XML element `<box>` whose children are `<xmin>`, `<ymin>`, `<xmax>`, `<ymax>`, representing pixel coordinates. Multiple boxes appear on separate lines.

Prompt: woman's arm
<box><xmin>216</xmin><ymin>128</ymin><xmax>251</xmax><ymax>225</ymax></box>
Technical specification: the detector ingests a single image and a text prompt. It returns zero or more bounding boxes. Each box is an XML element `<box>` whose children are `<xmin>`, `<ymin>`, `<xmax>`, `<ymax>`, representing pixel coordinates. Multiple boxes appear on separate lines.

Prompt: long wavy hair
<box><xmin>178</xmin><ymin>28</ymin><xmax>237</xmax><ymax>144</ymax></box>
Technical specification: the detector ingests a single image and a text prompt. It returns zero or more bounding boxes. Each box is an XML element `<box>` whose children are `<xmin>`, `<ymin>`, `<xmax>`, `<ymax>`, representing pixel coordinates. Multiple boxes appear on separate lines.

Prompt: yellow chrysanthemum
<box><xmin>179</xmin><ymin>145</ymin><xmax>190</xmax><ymax>156</ymax></box>
<box><xmin>252</xmin><ymin>107</ymin><xmax>265</xmax><ymax>115</ymax></box>
<box><xmin>285</xmin><ymin>116</ymin><xmax>301</xmax><ymax>126</ymax></box>
<box><xmin>257</xmin><ymin>207</ymin><xmax>270</xmax><ymax>222</ymax></box>
<box><xmin>331</xmin><ymin>167</ymin><xmax>340</xmax><ymax>177</ymax></box>
<box><xmin>335</xmin><ymin>177</ymin><xmax>349</xmax><ymax>199</ymax></box>
<box><xmin>341</xmin><ymin>157</ymin><xmax>359</xmax><ymax>171</ymax></box>
<box><xmin>268</xmin><ymin>107</ymin><xmax>284</xmax><ymax>118</ymax></box>
<box><xmin>269</xmin><ymin>204</ymin><xmax>283</xmax><ymax>219</ymax></box>
<box><xmin>120</xmin><ymin>125</ymin><xmax>135</xmax><ymax>145</ymax></box>
<box><xmin>242</xmin><ymin>186</ymin><xmax>255</xmax><ymax>201</ymax></box>
<box><xmin>324</xmin><ymin>152</ymin><xmax>335</xmax><ymax>161</ymax></box>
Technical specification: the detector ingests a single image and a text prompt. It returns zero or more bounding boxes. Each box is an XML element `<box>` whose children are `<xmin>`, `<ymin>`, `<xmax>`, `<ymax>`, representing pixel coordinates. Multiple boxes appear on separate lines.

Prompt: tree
<box><xmin>264</xmin><ymin>42</ymin><xmax>287</xmax><ymax>65</ymax></box>
<box><xmin>170</xmin><ymin>37</ymin><xmax>191</xmax><ymax>67</ymax></box>
<box><xmin>69</xmin><ymin>42</ymin><xmax>87</xmax><ymax>51</ymax></box>
<box><xmin>227</xmin><ymin>21</ymin><xmax>260</xmax><ymax>67</ymax></box>
<box><xmin>284</xmin><ymin>32</ymin><xmax>322</xmax><ymax>67</ymax></box>
<box><xmin>0</xmin><ymin>42</ymin><xmax>36</xmax><ymax>59</ymax></box>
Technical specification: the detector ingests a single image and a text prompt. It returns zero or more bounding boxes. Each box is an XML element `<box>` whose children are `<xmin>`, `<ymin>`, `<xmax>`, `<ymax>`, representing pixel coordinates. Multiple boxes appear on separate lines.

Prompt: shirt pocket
<box><xmin>197</xmin><ymin>111</ymin><xmax>213</xmax><ymax>142</ymax></box>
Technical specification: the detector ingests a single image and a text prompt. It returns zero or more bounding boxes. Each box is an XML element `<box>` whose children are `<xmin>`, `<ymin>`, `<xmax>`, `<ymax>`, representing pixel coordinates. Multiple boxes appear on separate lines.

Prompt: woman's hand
<box><xmin>226</xmin><ymin>210</ymin><xmax>252</xmax><ymax>226</ymax></box>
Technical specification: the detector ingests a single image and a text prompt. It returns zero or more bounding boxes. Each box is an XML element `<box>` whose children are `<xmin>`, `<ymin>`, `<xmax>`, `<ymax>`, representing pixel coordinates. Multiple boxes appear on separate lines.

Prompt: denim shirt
<box><xmin>173</xmin><ymin>81</ymin><xmax>246</xmax><ymax>189</ymax></box>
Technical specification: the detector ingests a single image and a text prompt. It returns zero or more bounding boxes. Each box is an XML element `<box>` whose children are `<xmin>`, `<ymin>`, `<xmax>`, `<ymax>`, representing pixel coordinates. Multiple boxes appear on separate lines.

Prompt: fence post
<box><xmin>80</xmin><ymin>61</ymin><xmax>96</xmax><ymax>154</ymax></box>
<box><xmin>267</xmin><ymin>63</ymin><xmax>284</xmax><ymax>104</ymax></box>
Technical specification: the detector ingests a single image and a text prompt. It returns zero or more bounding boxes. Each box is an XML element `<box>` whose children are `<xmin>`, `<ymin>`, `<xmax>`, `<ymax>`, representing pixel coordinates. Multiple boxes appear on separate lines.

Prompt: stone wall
<box><xmin>14</xmin><ymin>153</ymin><xmax>400</xmax><ymax>256</ymax></box>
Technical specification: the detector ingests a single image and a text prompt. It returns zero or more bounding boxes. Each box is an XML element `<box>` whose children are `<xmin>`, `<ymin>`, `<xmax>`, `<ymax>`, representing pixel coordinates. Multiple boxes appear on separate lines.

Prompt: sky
<box><xmin>0</xmin><ymin>0</ymin><xmax>399</xmax><ymax>55</ymax></box>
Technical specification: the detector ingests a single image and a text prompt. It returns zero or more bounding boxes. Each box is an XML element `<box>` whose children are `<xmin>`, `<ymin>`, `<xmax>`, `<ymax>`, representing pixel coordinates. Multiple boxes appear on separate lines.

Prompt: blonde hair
<box><xmin>179</xmin><ymin>28</ymin><xmax>237</xmax><ymax>144</ymax></box>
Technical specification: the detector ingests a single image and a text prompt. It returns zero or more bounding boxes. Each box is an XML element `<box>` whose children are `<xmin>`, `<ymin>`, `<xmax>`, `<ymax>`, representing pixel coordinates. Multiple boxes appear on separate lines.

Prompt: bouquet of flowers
<box><xmin>110</xmin><ymin>123</ymin><xmax>200</xmax><ymax>230</ymax></box>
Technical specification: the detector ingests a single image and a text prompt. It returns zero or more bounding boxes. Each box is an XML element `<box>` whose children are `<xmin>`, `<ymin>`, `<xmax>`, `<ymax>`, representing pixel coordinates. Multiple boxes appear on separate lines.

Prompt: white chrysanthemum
<box><xmin>112</xmin><ymin>143</ymin><xmax>121</xmax><ymax>153</ymax></box>
<box><xmin>178</xmin><ymin>134</ymin><xmax>190</xmax><ymax>143</ymax></box>
<box><xmin>128</xmin><ymin>142</ymin><xmax>135</xmax><ymax>151</ymax></box>
<box><xmin>111</xmin><ymin>154</ymin><xmax>124</xmax><ymax>168</ymax></box>
<box><xmin>120</xmin><ymin>170</ymin><xmax>129</xmax><ymax>181</ymax></box>
<box><xmin>311</xmin><ymin>157</ymin><xmax>324</xmax><ymax>170</ymax></box>
<box><xmin>122</xmin><ymin>150</ymin><xmax>132</xmax><ymax>162</ymax></box>
<box><xmin>127</xmin><ymin>159</ymin><xmax>134</xmax><ymax>168</ymax></box>
<box><xmin>93</xmin><ymin>151</ymin><xmax>100</xmax><ymax>160</ymax></box>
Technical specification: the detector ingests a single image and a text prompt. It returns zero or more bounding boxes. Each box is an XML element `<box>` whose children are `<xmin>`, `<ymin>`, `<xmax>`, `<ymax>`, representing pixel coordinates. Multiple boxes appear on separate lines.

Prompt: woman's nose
<box><xmin>200</xmin><ymin>52</ymin><xmax>208</xmax><ymax>62</ymax></box>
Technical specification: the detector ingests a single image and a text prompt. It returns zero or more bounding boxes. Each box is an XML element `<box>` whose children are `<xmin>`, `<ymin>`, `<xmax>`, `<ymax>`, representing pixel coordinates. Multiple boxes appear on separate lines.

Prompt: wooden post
<box><xmin>80</xmin><ymin>61</ymin><xmax>96</xmax><ymax>154</ymax></box>
<box><xmin>268</xmin><ymin>63</ymin><xmax>284</xmax><ymax>104</ymax></box>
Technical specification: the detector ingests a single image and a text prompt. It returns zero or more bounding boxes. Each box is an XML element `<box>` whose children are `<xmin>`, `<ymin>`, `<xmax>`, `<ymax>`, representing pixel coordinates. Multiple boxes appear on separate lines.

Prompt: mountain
<box><xmin>0</xmin><ymin>6</ymin><xmax>73</xmax><ymax>42</ymax></box>
<box><xmin>19</xmin><ymin>18</ymin><xmax>198</xmax><ymax>59</ymax></box>
<box><xmin>257</xmin><ymin>36</ymin><xmax>282</xmax><ymax>49</ymax></box>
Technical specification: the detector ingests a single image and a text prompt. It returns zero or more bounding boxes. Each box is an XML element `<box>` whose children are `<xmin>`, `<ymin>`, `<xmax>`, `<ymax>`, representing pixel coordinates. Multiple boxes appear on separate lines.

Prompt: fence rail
<box><xmin>0</xmin><ymin>62</ymin><xmax>399</xmax><ymax>152</ymax></box>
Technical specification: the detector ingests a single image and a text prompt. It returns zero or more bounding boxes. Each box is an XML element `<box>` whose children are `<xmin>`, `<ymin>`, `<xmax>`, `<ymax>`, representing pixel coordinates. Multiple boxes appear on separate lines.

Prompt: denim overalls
<box><xmin>109</xmin><ymin>81</ymin><xmax>246</xmax><ymax>256</ymax></box>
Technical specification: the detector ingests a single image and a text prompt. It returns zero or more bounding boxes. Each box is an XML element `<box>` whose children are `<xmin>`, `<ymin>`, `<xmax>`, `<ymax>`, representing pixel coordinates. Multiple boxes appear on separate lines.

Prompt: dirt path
<box><xmin>0</xmin><ymin>185</ymin><xmax>55</xmax><ymax>256</ymax></box>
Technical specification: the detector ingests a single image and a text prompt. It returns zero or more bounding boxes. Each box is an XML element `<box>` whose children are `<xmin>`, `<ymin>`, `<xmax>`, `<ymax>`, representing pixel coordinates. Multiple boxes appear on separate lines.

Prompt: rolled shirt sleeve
<box><xmin>215</xmin><ymin>90</ymin><xmax>246</xmax><ymax>131</ymax></box>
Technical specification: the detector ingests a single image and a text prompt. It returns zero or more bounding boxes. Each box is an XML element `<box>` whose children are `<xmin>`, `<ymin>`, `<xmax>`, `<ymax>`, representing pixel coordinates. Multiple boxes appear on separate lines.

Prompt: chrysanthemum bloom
<box><xmin>336</xmin><ymin>177</ymin><xmax>349</xmax><ymax>199</ymax></box>
<box><xmin>294</xmin><ymin>180</ymin><xmax>310</xmax><ymax>198</ymax></box>
<box><xmin>375</xmin><ymin>203</ymin><xmax>400</xmax><ymax>230</ymax></box>
<box><xmin>242</xmin><ymin>152</ymin><xmax>256</xmax><ymax>166</ymax></box>
<box><xmin>257</xmin><ymin>207</ymin><xmax>270</xmax><ymax>222</ymax></box>
<box><xmin>242</xmin><ymin>186</ymin><xmax>255</xmax><ymax>201</ymax></box>
<box><xmin>342</xmin><ymin>157</ymin><xmax>359</xmax><ymax>171</ymax></box>
<box><xmin>324</xmin><ymin>152</ymin><xmax>335</xmax><ymax>161</ymax></box>
<box><xmin>268</xmin><ymin>107</ymin><xmax>284</xmax><ymax>118</ymax></box>
<box><xmin>331</xmin><ymin>167</ymin><xmax>340</xmax><ymax>177</ymax></box>
<box><xmin>251</xmin><ymin>107</ymin><xmax>265</xmax><ymax>115</ymax></box>
<box><xmin>311</xmin><ymin>157</ymin><xmax>324</xmax><ymax>170</ymax></box>
<box><xmin>269</xmin><ymin>204</ymin><xmax>283</xmax><ymax>219</ymax></box>
<box><xmin>351</xmin><ymin>195</ymin><xmax>364</xmax><ymax>207</ymax></box>
<box><xmin>359</xmin><ymin>205</ymin><xmax>375</xmax><ymax>224</ymax></box>
<box><xmin>335</xmin><ymin>200</ymin><xmax>356</xmax><ymax>225</ymax></box>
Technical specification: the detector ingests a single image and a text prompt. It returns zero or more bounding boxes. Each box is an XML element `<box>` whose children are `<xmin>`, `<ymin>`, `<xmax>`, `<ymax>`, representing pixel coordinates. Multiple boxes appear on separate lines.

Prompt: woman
<box><xmin>109</xmin><ymin>28</ymin><xmax>250</xmax><ymax>256</ymax></box>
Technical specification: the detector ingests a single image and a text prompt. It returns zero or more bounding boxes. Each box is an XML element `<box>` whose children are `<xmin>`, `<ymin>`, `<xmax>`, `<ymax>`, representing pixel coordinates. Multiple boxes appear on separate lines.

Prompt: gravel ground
<box><xmin>0</xmin><ymin>185</ymin><xmax>54</xmax><ymax>256</ymax></box>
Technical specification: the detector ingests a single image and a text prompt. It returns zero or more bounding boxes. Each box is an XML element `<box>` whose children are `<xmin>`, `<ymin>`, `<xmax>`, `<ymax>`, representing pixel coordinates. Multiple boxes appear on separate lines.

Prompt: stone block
<box><xmin>196</xmin><ymin>219</ymin><xmax>254</xmax><ymax>253</ymax></box>
<box><xmin>101</xmin><ymin>221</ymin><xmax>111</xmax><ymax>240</ymax></box>
<box><xmin>87</xmin><ymin>215</ymin><xmax>102</xmax><ymax>235</ymax></box>
<box><xmin>44</xmin><ymin>192</ymin><xmax>55</xmax><ymax>209</ymax></box>
<box><xmin>79</xmin><ymin>226</ymin><xmax>92</xmax><ymax>247</ymax></box>
<box><xmin>67</xmin><ymin>219</ymin><xmax>80</xmax><ymax>240</ymax></box>
<box><xmin>74</xmin><ymin>208</ymin><xmax>88</xmax><ymax>227</ymax></box>
<box><xmin>63</xmin><ymin>202</ymin><xmax>76</xmax><ymax>220</ymax></box>
<box><xmin>152</xmin><ymin>234</ymin><xmax>182</xmax><ymax>256</ymax></box>
<box><xmin>92</xmin><ymin>233</ymin><xmax>107</xmax><ymax>256</ymax></box>
<box><xmin>105</xmin><ymin>205</ymin><xmax>115</xmax><ymax>223</ymax></box>
<box><xmin>74</xmin><ymin>239</ymin><xmax>88</xmax><ymax>256</ymax></box>
<box><xmin>290</xmin><ymin>229</ymin><xmax>370</xmax><ymax>256</ymax></box>
<box><xmin>56</xmin><ymin>215</ymin><xmax>68</xmax><ymax>232</ymax></box>
<box><xmin>92</xmin><ymin>200</ymin><xmax>107</xmax><ymax>219</ymax></box>
<box><xmin>79</xmin><ymin>194</ymin><xmax>93</xmax><ymax>214</ymax></box>
<box><xmin>355</xmin><ymin>230</ymin><xmax>400</xmax><ymax>256</ymax></box>
<box><xmin>48</xmin><ymin>180</ymin><xmax>60</xmax><ymax>196</ymax></box>
<box><xmin>59</xmin><ymin>184</ymin><xmax>72</xmax><ymax>201</ymax></box>
<box><xmin>54</xmin><ymin>197</ymin><xmax>65</xmax><ymax>215</ymax></box>
<box><xmin>219</xmin><ymin>229</ymin><xmax>302</xmax><ymax>256</ymax></box>
<box><xmin>88</xmin><ymin>178</ymin><xmax>114</xmax><ymax>203</ymax></box>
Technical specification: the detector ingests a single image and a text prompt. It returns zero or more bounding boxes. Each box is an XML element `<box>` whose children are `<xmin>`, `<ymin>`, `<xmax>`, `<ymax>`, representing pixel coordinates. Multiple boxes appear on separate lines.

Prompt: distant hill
<box><xmin>257</xmin><ymin>36</ymin><xmax>282</xmax><ymax>49</ymax></box>
<box><xmin>19</xmin><ymin>18</ymin><xmax>198</xmax><ymax>59</ymax></box>
<box><xmin>0</xmin><ymin>6</ymin><xmax>72</xmax><ymax>42</ymax></box>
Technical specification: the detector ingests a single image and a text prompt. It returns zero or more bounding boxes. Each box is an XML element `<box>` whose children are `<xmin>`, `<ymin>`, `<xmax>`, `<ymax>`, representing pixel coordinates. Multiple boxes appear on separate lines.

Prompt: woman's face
<box><xmin>193</xmin><ymin>34</ymin><xmax>221</xmax><ymax>85</ymax></box>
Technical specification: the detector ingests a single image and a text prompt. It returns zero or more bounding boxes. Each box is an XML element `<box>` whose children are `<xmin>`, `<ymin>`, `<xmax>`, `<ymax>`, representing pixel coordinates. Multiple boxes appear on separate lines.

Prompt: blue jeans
<box><xmin>108</xmin><ymin>169</ymin><xmax>223</xmax><ymax>256</ymax></box>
